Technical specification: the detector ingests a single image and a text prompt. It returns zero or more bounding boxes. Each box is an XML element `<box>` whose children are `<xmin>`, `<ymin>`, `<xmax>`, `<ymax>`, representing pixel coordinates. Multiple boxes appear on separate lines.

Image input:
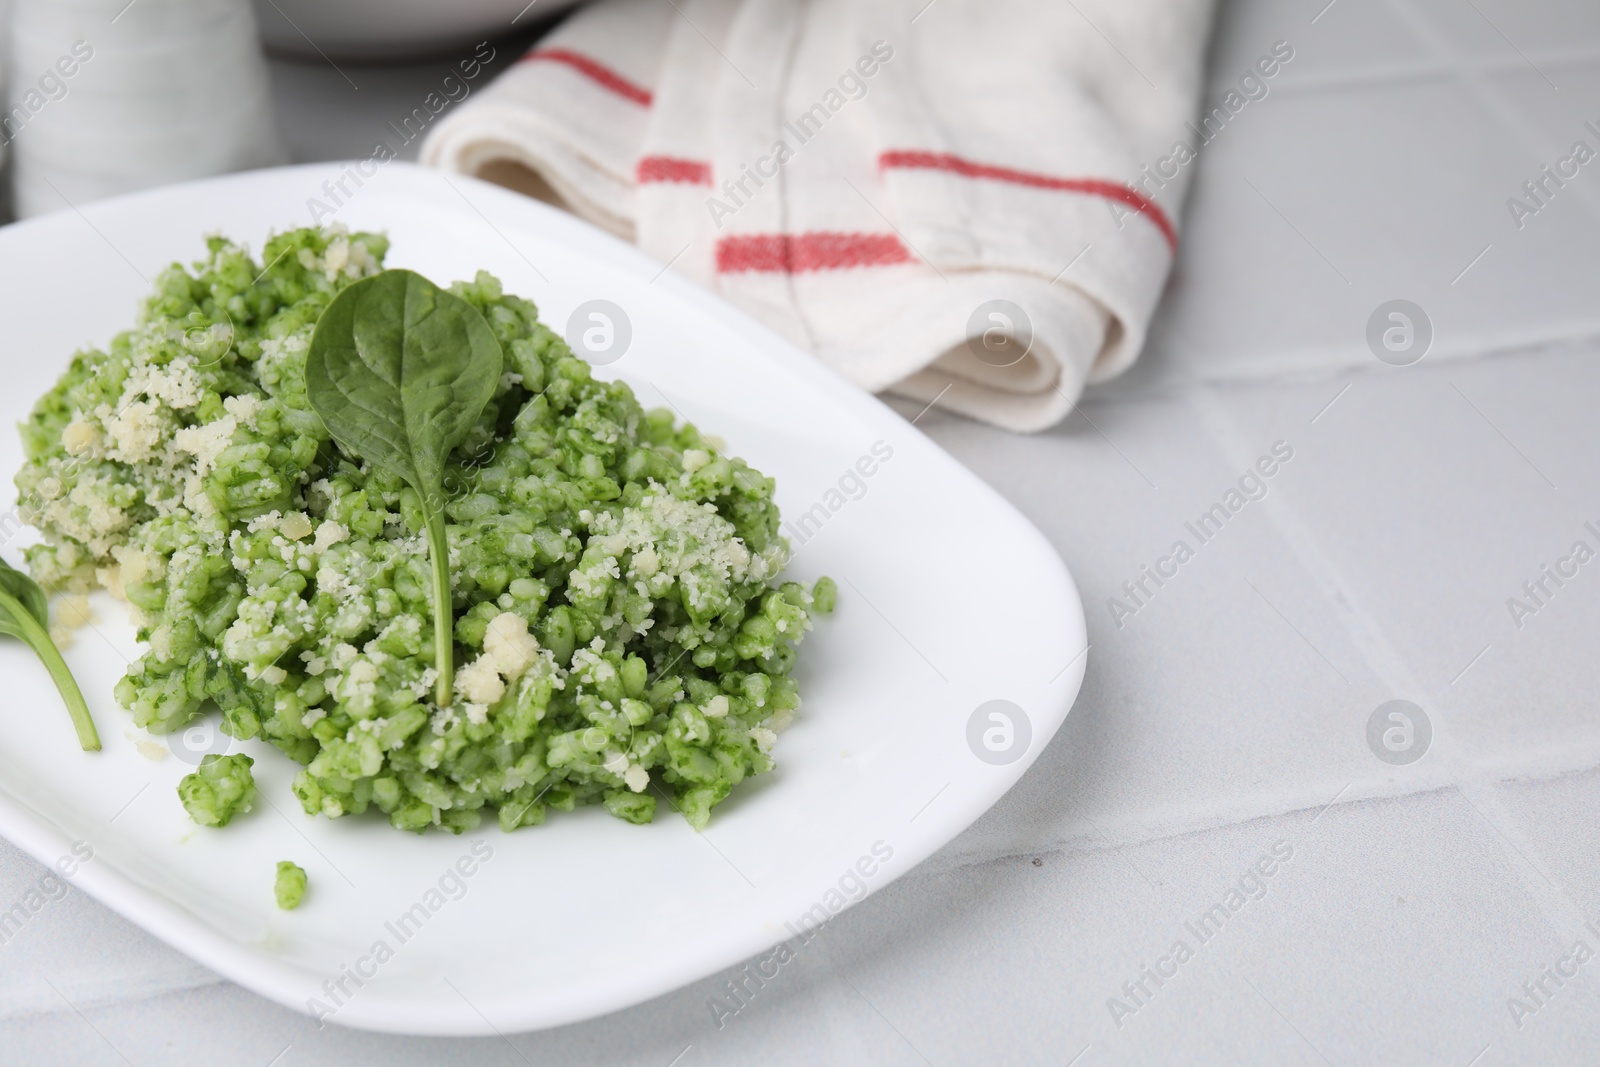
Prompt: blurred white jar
<box><xmin>0</xmin><ymin>0</ymin><xmax>10</xmax><ymax>190</ymax></box>
<box><xmin>7</xmin><ymin>0</ymin><xmax>285</xmax><ymax>218</ymax></box>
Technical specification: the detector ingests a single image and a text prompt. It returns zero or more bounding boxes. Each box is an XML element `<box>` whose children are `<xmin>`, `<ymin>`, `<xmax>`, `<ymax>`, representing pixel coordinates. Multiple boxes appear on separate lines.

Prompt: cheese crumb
<box><xmin>125</xmin><ymin>732</ymin><xmax>170</xmax><ymax>761</ymax></box>
<box><xmin>280</xmin><ymin>512</ymin><xmax>313</xmax><ymax>541</ymax></box>
<box><xmin>483</xmin><ymin>612</ymin><xmax>540</xmax><ymax>681</ymax></box>
<box><xmin>104</xmin><ymin>399</ymin><xmax>163</xmax><ymax>462</ymax></box>
<box><xmin>173</xmin><ymin>415</ymin><xmax>238</xmax><ymax>476</ymax></box>
<box><xmin>96</xmin><ymin>563</ymin><xmax>125</xmax><ymax>600</ymax></box>
<box><xmin>56</xmin><ymin>593</ymin><xmax>94</xmax><ymax>629</ymax></box>
<box><xmin>127</xmin><ymin>358</ymin><xmax>204</xmax><ymax>409</ymax></box>
<box><xmin>455</xmin><ymin>654</ymin><xmax>506</xmax><ymax>705</ymax></box>
<box><xmin>222</xmin><ymin>395</ymin><xmax>263</xmax><ymax>425</ymax></box>
<box><xmin>61</xmin><ymin>420</ymin><xmax>99</xmax><ymax>456</ymax></box>
<box><xmin>312</xmin><ymin>521</ymin><xmax>349</xmax><ymax>552</ymax></box>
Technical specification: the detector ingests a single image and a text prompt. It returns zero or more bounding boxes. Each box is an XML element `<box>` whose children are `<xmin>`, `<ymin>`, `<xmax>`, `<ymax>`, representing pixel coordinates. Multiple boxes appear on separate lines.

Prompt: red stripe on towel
<box><xmin>716</xmin><ymin>233</ymin><xmax>915</xmax><ymax>273</ymax></box>
<box><xmin>637</xmin><ymin>156</ymin><xmax>713</xmax><ymax>184</ymax></box>
<box><xmin>520</xmin><ymin>48</ymin><xmax>653</xmax><ymax>107</ymax></box>
<box><xmin>879</xmin><ymin>150</ymin><xmax>1177</xmax><ymax>252</ymax></box>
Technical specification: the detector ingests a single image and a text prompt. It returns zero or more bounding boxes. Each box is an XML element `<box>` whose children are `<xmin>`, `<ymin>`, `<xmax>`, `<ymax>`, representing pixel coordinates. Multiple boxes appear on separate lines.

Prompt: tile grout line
<box><xmin>914</xmin><ymin>755</ymin><xmax>1600</xmax><ymax>884</ymax></box>
<box><xmin>1450</xmin><ymin>779</ymin><xmax>1592</xmax><ymax>948</ymax></box>
<box><xmin>1187</xmin><ymin>382</ymin><xmax>1593</xmax><ymax>945</ymax></box>
<box><xmin>1091</xmin><ymin>325</ymin><xmax>1600</xmax><ymax>411</ymax></box>
<box><xmin>1188</xmin><ymin>386</ymin><xmax>1431</xmax><ymax>701</ymax></box>
<box><xmin>0</xmin><ymin>968</ymin><xmax>229</xmax><ymax>1023</ymax></box>
<box><xmin>1203</xmin><ymin>41</ymin><xmax>1600</xmax><ymax>101</ymax></box>
<box><xmin>1356</xmin><ymin>13</ymin><xmax>1600</xmax><ymax>940</ymax></box>
<box><xmin>1380</xmin><ymin>0</ymin><xmax>1600</xmax><ymax>235</ymax></box>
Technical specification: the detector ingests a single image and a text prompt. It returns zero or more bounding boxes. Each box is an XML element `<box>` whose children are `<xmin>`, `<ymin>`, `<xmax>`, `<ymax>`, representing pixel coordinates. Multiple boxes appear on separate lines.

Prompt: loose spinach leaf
<box><xmin>305</xmin><ymin>268</ymin><xmax>503</xmax><ymax>706</ymax></box>
<box><xmin>0</xmin><ymin>556</ymin><xmax>100</xmax><ymax>751</ymax></box>
<box><xmin>0</xmin><ymin>557</ymin><xmax>47</xmax><ymax>635</ymax></box>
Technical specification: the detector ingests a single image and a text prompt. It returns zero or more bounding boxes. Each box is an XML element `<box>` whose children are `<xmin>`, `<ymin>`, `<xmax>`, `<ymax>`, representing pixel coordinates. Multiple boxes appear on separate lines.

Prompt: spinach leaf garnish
<box><xmin>0</xmin><ymin>556</ymin><xmax>99</xmax><ymax>750</ymax></box>
<box><xmin>306</xmin><ymin>269</ymin><xmax>503</xmax><ymax>707</ymax></box>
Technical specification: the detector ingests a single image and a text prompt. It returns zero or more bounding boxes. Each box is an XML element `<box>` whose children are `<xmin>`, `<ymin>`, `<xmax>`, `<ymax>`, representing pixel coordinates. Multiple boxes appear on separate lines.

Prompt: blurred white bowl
<box><xmin>252</xmin><ymin>0</ymin><xmax>583</xmax><ymax>61</ymax></box>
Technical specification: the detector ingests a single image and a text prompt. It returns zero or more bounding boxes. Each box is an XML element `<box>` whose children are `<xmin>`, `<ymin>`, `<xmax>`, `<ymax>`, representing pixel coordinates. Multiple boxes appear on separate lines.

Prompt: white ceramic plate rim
<box><xmin>0</xmin><ymin>163</ymin><xmax>1087</xmax><ymax>1034</ymax></box>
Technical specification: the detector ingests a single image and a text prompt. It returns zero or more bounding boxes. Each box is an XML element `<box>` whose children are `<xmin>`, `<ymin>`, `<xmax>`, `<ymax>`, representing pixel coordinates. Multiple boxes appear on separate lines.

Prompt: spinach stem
<box><xmin>0</xmin><ymin>588</ymin><xmax>100</xmax><ymax>751</ymax></box>
<box><xmin>425</xmin><ymin>510</ymin><xmax>454</xmax><ymax>706</ymax></box>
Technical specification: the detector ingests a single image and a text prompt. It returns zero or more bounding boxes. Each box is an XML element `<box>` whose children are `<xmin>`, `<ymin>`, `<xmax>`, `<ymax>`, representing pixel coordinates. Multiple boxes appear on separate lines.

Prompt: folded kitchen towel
<box><xmin>422</xmin><ymin>0</ymin><xmax>673</xmax><ymax>240</ymax></box>
<box><xmin>424</xmin><ymin>0</ymin><xmax>1216</xmax><ymax>432</ymax></box>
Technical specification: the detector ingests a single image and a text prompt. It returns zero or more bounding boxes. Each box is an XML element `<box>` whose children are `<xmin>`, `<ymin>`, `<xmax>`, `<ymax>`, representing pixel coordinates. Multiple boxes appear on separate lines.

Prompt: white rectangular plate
<box><xmin>0</xmin><ymin>163</ymin><xmax>1086</xmax><ymax>1034</ymax></box>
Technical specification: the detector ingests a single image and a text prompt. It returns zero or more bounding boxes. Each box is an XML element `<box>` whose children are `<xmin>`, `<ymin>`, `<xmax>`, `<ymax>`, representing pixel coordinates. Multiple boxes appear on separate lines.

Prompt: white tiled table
<box><xmin>7</xmin><ymin>0</ymin><xmax>1600</xmax><ymax>1062</ymax></box>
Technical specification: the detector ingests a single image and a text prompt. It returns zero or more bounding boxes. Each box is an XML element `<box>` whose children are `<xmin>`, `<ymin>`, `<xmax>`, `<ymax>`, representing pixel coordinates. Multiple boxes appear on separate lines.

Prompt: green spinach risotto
<box><xmin>16</xmin><ymin>228</ymin><xmax>828</xmax><ymax>833</ymax></box>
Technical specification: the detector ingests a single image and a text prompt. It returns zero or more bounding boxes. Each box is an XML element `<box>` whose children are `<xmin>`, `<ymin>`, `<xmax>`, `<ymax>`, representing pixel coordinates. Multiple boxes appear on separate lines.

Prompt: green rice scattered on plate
<box><xmin>178</xmin><ymin>752</ymin><xmax>256</xmax><ymax>828</ymax></box>
<box><xmin>17</xmin><ymin>227</ymin><xmax>828</xmax><ymax>833</ymax></box>
<box><xmin>275</xmin><ymin>860</ymin><xmax>307</xmax><ymax>910</ymax></box>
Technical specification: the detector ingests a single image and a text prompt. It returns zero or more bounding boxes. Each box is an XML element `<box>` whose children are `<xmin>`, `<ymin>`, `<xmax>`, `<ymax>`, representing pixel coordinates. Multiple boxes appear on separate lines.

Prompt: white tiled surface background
<box><xmin>7</xmin><ymin>0</ymin><xmax>1600</xmax><ymax>1062</ymax></box>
